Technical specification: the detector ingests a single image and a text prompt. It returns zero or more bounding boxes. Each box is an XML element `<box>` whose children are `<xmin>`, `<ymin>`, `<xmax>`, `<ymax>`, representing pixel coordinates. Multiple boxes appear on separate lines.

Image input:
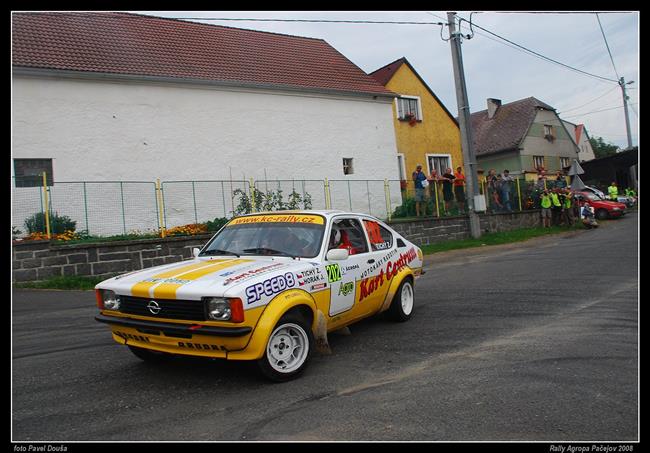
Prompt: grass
<box><xmin>13</xmin><ymin>275</ymin><xmax>109</xmax><ymax>290</ymax></box>
<box><xmin>420</xmin><ymin>224</ymin><xmax>583</xmax><ymax>255</ymax></box>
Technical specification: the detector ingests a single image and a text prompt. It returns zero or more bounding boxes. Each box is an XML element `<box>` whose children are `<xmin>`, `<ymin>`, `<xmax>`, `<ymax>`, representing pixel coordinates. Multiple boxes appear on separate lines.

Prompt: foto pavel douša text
<box><xmin>14</xmin><ymin>445</ymin><xmax>67</xmax><ymax>452</ymax></box>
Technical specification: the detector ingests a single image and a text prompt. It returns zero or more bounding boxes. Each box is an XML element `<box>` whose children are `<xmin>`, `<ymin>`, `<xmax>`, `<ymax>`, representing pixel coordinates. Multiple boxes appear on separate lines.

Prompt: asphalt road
<box><xmin>12</xmin><ymin>212</ymin><xmax>638</xmax><ymax>442</ymax></box>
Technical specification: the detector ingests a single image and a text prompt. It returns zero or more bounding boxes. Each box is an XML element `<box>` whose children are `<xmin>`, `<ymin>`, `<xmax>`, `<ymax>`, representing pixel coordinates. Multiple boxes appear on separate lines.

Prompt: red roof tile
<box><xmin>12</xmin><ymin>12</ymin><xmax>394</xmax><ymax>97</ymax></box>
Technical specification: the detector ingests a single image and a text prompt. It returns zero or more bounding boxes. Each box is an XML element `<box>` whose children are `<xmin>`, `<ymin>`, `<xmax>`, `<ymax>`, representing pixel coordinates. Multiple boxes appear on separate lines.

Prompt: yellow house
<box><xmin>370</xmin><ymin>57</ymin><xmax>463</xmax><ymax>187</ymax></box>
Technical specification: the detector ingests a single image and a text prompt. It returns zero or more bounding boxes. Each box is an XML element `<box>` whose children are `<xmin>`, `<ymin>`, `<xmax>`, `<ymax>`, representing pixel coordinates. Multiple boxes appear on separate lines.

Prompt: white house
<box><xmin>561</xmin><ymin>121</ymin><xmax>596</xmax><ymax>163</ymax></box>
<box><xmin>12</xmin><ymin>12</ymin><xmax>402</xmax><ymax>234</ymax></box>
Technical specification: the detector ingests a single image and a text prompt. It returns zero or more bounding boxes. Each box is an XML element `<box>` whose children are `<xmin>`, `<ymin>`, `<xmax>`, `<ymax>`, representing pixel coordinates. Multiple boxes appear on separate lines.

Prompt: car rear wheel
<box><xmin>128</xmin><ymin>345</ymin><xmax>172</xmax><ymax>363</ymax></box>
<box><xmin>386</xmin><ymin>278</ymin><xmax>414</xmax><ymax>322</ymax></box>
<box><xmin>595</xmin><ymin>209</ymin><xmax>609</xmax><ymax>220</ymax></box>
<box><xmin>257</xmin><ymin>313</ymin><xmax>313</xmax><ymax>382</ymax></box>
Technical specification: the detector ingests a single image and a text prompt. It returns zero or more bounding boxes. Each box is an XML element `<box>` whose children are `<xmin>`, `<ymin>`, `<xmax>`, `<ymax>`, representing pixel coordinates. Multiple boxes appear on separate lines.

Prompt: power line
<box><xmin>596</xmin><ymin>13</ymin><xmax>621</xmax><ymax>81</ymax></box>
<box><xmin>562</xmin><ymin>103</ymin><xmax>638</xmax><ymax>119</ymax></box>
<box><xmin>455</xmin><ymin>14</ymin><xmax>619</xmax><ymax>84</ymax></box>
<box><xmin>172</xmin><ymin>17</ymin><xmax>445</xmax><ymax>25</ymax></box>
<box><xmin>557</xmin><ymin>86</ymin><xmax>620</xmax><ymax>114</ymax></box>
<box><xmin>487</xmin><ymin>11</ymin><xmax>634</xmax><ymax>14</ymax></box>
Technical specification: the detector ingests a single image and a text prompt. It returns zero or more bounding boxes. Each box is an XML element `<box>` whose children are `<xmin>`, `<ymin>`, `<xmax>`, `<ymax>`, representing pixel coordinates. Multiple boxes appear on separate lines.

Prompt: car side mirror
<box><xmin>326</xmin><ymin>248</ymin><xmax>349</xmax><ymax>261</ymax></box>
<box><xmin>192</xmin><ymin>247</ymin><xmax>200</xmax><ymax>258</ymax></box>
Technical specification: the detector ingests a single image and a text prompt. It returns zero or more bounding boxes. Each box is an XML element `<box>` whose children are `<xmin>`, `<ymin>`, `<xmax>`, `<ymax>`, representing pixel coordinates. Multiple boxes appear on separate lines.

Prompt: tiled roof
<box><xmin>12</xmin><ymin>12</ymin><xmax>394</xmax><ymax>97</ymax></box>
<box><xmin>470</xmin><ymin>97</ymin><xmax>556</xmax><ymax>156</ymax></box>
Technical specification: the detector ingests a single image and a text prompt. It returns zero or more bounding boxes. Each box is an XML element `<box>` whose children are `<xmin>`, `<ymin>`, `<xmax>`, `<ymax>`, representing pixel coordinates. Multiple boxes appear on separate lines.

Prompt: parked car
<box><xmin>95</xmin><ymin>211</ymin><xmax>424</xmax><ymax>381</ymax></box>
<box><xmin>582</xmin><ymin>185</ymin><xmax>636</xmax><ymax>208</ymax></box>
<box><xmin>573</xmin><ymin>191</ymin><xmax>626</xmax><ymax>220</ymax></box>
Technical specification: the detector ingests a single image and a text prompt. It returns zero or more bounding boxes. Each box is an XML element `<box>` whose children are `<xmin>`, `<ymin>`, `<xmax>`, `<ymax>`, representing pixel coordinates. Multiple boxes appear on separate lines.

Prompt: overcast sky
<box><xmin>138</xmin><ymin>10</ymin><xmax>639</xmax><ymax>149</ymax></box>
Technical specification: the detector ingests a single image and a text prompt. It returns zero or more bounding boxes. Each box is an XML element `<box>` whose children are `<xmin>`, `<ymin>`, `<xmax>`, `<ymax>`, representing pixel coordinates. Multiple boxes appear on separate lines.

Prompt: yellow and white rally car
<box><xmin>95</xmin><ymin>211</ymin><xmax>424</xmax><ymax>381</ymax></box>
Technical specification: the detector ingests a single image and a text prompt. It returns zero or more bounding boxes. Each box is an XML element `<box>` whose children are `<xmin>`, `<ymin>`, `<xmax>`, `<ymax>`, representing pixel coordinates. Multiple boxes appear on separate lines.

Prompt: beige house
<box><xmin>562</xmin><ymin>121</ymin><xmax>596</xmax><ymax>163</ymax></box>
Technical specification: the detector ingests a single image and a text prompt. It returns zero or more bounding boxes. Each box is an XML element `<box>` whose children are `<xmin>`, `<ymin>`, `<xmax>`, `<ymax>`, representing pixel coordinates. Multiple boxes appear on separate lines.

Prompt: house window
<box><xmin>13</xmin><ymin>158</ymin><xmax>53</xmax><ymax>187</ymax></box>
<box><xmin>543</xmin><ymin>125</ymin><xmax>555</xmax><ymax>141</ymax></box>
<box><xmin>533</xmin><ymin>155</ymin><xmax>545</xmax><ymax>171</ymax></box>
<box><xmin>397</xmin><ymin>154</ymin><xmax>406</xmax><ymax>180</ymax></box>
<box><xmin>396</xmin><ymin>96</ymin><xmax>421</xmax><ymax>121</ymax></box>
<box><xmin>560</xmin><ymin>157</ymin><xmax>570</xmax><ymax>169</ymax></box>
<box><xmin>427</xmin><ymin>155</ymin><xmax>452</xmax><ymax>176</ymax></box>
<box><xmin>342</xmin><ymin>158</ymin><xmax>354</xmax><ymax>175</ymax></box>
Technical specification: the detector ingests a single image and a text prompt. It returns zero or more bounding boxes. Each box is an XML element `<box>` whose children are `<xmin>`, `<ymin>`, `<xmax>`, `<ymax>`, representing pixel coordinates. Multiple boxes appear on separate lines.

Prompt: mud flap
<box><xmin>314</xmin><ymin>309</ymin><xmax>331</xmax><ymax>355</ymax></box>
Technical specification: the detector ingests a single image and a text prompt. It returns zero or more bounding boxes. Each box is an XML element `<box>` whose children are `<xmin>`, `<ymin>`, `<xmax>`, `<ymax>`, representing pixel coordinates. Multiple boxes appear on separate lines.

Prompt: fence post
<box><xmin>347</xmin><ymin>180</ymin><xmax>352</xmax><ymax>210</ymax></box>
<box><xmin>42</xmin><ymin>172</ymin><xmax>51</xmax><ymax>239</ymax></box>
<box><xmin>366</xmin><ymin>180</ymin><xmax>372</xmax><ymax>214</ymax></box>
<box><xmin>221</xmin><ymin>181</ymin><xmax>227</xmax><ymax>218</ymax></box>
<box><xmin>83</xmin><ymin>182</ymin><xmax>89</xmax><ymax>234</ymax></box>
<box><xmin>249</xmin><ymin>178</ymin><xmax>257</xmax><ymax>212</ymax></box>
<box><xmin>434</xmin><ymin>181</ymin><xmax>441</xmax><ymax>217</ymax></box>
<box><xmin>516</xmin><ymin>178</ymin><xmax>522</xmax><ymax>211</ymax></box>
<box><xmin>191</xmin><ymin>181</ymin><xmax>198</xmax><ymax>224</ymax></box>
<box><xmin>119</xmin><ymin>181</ymin><xmax>127</xmax><ymax>234</ymax></box>
<box><xmin>384</xmin><ymin>179</ymin><xmax>392</xmax><ymax>222</ymax></box>
<box><xmin>156</xmin><ymin>179</ymin><xmax>166</xmax><ymax>238</ymax></box>
<box><xmin>324</xmin><ymin>178</ymin><xmax>331</xmax><ymax>209</ymax></box>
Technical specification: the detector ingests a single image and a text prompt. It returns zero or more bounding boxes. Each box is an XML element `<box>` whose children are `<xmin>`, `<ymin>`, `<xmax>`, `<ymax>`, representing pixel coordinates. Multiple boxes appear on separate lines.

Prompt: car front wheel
<box><xmin>257</xmin><ymin>313</ymin><xmax>313</xmax><ymax>382</ymax></box>
<box><xmin>595</xmin><ymin>209</ymin><xmax>609</xmax><ymax>220</ymax></box>
<box><xmin>386</xmin><ymin>278</ymin><xmax>414</xmax><ymax>322</ymax></box>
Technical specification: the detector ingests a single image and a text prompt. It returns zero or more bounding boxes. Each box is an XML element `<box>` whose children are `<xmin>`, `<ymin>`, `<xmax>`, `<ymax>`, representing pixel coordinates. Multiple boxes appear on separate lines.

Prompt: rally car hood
<box><xmin>96</xmin><ymin>256</ymin><xmax>325</xmax><ymax>305</ymax></box>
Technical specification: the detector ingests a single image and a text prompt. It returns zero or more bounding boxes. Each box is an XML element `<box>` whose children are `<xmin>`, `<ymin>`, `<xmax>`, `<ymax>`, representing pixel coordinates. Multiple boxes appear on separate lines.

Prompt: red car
<box><xmin>574</xmin><ymin>191</ymin><xmax>626</xmax><ymax>220</ymax></box>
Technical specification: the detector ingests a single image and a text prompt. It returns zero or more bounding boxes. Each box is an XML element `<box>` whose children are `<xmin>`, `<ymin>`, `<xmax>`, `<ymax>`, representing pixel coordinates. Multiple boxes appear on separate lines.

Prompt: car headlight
<box><xmin>203</xmin><ymin>297</ymin><xmax>244</xmax><ymax>323</ymax></box>
<box><xmin>97</xmin><ymin>289</ymin><xmax>121</xmax><ymax>310</ymax></box>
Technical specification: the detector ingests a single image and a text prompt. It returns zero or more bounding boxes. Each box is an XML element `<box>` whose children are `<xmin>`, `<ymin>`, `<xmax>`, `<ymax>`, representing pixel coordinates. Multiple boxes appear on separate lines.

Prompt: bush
<box><xmin>206</xmin><ymin>217</ymin><xmax>229</xmax><ymax>232</ymax></box>
<box><xmin>24</xmin><ymin>211</ymin><xmax>76</xmax><ymax>235</ymax></box>
<box><xmin>233</xmin><ymin>188</ymin><xmax>313</xmax><ymax>215</ymax></box>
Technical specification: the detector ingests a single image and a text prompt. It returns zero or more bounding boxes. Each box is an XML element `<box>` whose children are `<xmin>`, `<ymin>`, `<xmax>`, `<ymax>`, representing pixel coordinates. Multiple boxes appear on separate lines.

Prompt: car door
<box><xmin>326</xmin><ymin>216</ymin><xmax>371</xmax><ymax>316</ymax></box>
<box><xmin>358</xmin><ymin>217</ymin><xmax>398</xmax><ymax>310</ymax></box>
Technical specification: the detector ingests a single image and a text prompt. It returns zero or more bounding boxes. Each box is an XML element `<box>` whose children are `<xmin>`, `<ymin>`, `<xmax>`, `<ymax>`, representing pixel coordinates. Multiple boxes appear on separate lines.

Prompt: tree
<box><xmin>589</xmin><ymin>136</ymin><xmax>619</xmax><ymax>159</ymax></box>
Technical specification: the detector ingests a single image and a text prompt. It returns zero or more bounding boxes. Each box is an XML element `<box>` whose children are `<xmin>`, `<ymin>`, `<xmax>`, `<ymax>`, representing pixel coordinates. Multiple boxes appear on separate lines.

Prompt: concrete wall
<box><xmin>12</xmin><ymin>210</ymin><xmax>542</xmax><ymax>282</ymax></box>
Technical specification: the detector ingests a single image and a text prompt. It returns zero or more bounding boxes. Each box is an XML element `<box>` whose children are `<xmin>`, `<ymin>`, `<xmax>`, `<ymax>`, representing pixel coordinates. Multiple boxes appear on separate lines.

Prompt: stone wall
<box><xmin>12</xmin><ymin>210</ymin><xmax>542</xmax><ymax>282</ymax></box>
<box><xmin>12</xmin><ymin>234</ymin><xmax>212</xmax><ymax>283</ymax></box>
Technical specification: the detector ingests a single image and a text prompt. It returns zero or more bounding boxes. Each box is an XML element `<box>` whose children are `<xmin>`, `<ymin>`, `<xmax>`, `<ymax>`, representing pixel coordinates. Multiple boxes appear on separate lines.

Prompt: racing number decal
<box><xmin>326</xmin><ymin>264</ymin><xmax>342</xmax><ymax>283</ymax></box>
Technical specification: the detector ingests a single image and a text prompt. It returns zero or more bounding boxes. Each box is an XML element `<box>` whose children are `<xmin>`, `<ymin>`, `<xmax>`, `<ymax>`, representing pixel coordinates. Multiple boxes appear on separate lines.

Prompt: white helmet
<box><xmin>330</xmin><ymin>224</ymin><xmax>341</xmax><ymax>246</ymax></box>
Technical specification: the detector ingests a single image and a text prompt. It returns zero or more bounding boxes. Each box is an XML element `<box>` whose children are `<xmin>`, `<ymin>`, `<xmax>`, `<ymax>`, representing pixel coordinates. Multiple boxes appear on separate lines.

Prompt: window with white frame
<box><xmin>543</xmin><ymin>124</ymin><xmax>555</xmax><ymax>141</ymax></box>
<box><xmin>533</xmin><ymin>155</ymin><xmax>545</xmax><ymax>170</ymax></box>
<box><xmin>427</xmin><ymin>155</ymin><xmax>452</xmax><ymax>176</ymax></box>
<box><xmin>560</xmin><ymin>157</ymin><xmax>570</xmax><ymax>169</ymax></box>
<box><xmin>342</xmin><ymin>158</ymin><xmax>354</xmax><ymax>175</ymax></box>
<box><xmin>396</xmin><ymin>96</ymin><xmax>421</xmax><ymax>121</ymax></box>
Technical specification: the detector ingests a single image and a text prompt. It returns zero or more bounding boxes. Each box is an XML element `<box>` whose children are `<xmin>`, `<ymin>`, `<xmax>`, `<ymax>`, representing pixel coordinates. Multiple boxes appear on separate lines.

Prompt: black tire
<box><xmin>257</xmin><ymin>313</ymin><xmax>314</xmax><ymax>382</ymax></box>
<box><xmin>595</xmin><ymin>209</ymin><xmax>609</xmax><ymax>220</ymax></box>
<box><xmin>128</xmin><ymin>345</ymin><xmax>172</xmax><ymax>363</ymax></box>
<box><xmin>385</xmin><ymin>278</ymin><xmax>414</xmax><ymax>322</ymax></box>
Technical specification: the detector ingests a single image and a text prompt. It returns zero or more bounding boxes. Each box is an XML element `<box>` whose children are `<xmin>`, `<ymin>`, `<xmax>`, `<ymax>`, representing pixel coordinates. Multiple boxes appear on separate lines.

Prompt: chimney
<box><xmin>487</xmin><ymin>98</ymin><xmax>502</xmax><ymax>119</ymax></box>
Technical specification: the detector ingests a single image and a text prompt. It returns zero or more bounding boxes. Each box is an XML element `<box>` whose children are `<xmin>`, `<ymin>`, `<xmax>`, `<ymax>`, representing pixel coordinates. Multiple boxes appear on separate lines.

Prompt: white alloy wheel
<box><xmin>266</xmin><ymin>322</ymin><xmax>310</xmax><ymax>374</ymax></box>
<box><xmin>400</xmin><ymin>281</ymin><xmax>414</xmax><ymax>316</ymax></box>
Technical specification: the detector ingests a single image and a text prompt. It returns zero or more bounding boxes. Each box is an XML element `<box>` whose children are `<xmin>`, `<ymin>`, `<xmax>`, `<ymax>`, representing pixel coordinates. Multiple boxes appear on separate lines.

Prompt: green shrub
<box><xmin>206</xmin><ymin>217</ymin><xmax>229</xmax><ymax>232</ymax></box>
<box><xmin>24</xmin><ymin>211</ymin><xmax>76</xmax><ymax>234</ymax></box>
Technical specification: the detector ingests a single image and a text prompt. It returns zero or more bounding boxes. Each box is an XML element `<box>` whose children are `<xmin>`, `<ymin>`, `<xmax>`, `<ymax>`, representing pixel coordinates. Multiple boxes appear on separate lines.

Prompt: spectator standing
<box><xmin>441</xmin><ymin>168</ymin><xmax>456</xmax><ymax>215</ymax></box>
<box><xmin>428</xmin><ymin>168</ymin><xmax>440</xmax><ymax>203</ymax></box>
<box><xmin>540</xmin><ymin>189</ymin><xmax>552</xmax><ymax>228</ymax></box>
<box><xmin>550</xmin><ymin>188</ymin><xmax>562</xmax><ymax>226</ymax></box>
<box><xmin>486</xmin><ymin>169</ymin><xmax>500</xmax><ymax>212</ymax></box>
<box><xmin>500</xmin><ymin>170</ymin><xmax>514</xmax><ymax>212</ymax></box>
<box><xmin>453</xmin><ymin>166</ymin><xmax>466</xmax><ymax>214</ymax></box>
<box><xmin>608</xmin><ymin>181</ymin><xmax>619</xmax><ymax>201</ymax></box>
<box><xmin>562</xmin><ymin>188</ymin><xmax>574</xmax><ymax>226</ymax></box>
<box><xmin>555</xmin><ymin>171</ymin><xmax>566</xmax><ymax>188</ymax></box>
<box><xmin>412</xmin><ymin>164</ymin><xmax>427</xmax><ymax>217</ymax></box>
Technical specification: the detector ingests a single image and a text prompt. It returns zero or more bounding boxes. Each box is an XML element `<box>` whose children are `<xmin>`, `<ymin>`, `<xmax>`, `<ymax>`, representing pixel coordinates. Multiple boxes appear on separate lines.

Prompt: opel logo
<box><xmin>147</xmin><ymin>300</ymin><xmax>161</xmax><ymax>315</ymax></box>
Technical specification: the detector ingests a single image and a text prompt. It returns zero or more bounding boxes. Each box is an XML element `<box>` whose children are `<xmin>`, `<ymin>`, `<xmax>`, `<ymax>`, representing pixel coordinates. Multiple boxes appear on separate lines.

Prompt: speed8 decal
<box><xmin>245</xmin><ymin>272</ymin><xmax>296</xmax><ymax>304</ymax></box>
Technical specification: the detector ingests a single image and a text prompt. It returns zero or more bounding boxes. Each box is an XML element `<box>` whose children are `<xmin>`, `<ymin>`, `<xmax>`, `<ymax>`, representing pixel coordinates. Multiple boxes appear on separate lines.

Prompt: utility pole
<box><xmin>619</xmin><ymin>76</ymin><xmax>637</xmax><ymax>190</ymax></box>
<box><xmin>447</xmin><ymin>11</ymin><xmax>482</xmax><ymax>238</ymax></box>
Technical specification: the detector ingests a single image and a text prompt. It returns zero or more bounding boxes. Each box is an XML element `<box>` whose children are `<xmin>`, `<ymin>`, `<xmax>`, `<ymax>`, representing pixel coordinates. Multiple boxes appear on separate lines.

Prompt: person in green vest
<box><xmin>608</xmin><ymin>181</ymin><xmax>619</xmax><ymax>201</ymax></box>
<box><xmin>550</xmin><ymin>189</ymin><xmax>562</xmax><ymax>226</ymax></box>
<box><xmin>540</xmin><ymin>189</ymin><xmax>552</xmax><ymax>228</ymax></box>
<box><xmin>561</xmin><ymin>188</ymin><xmax>574</xmax><ymax>226</ymax></box>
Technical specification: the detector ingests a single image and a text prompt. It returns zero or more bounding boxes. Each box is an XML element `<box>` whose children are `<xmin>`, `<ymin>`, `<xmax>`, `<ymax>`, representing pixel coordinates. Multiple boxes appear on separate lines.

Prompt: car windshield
<box><xmin>200</xmin><ymin>214</ymin><xmax>326</xmax><ymax>258</ymax></box>
<box><xmin>584</xmin><ymin>191</ymin><xmax>604</xmax><ymax>201</ymax></box>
